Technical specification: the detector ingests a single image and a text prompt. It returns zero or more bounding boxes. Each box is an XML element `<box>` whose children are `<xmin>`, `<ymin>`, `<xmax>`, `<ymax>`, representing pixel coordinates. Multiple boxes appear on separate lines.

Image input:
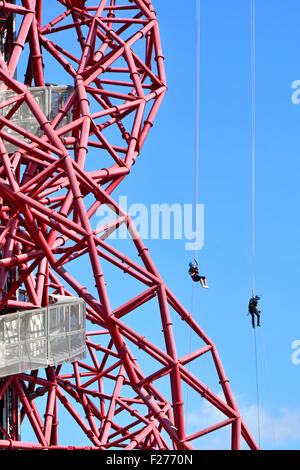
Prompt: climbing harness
<box><xmin>251</xmin><ymin>0</ymin><xmax>262</xmax><ymax>448</ymax></box>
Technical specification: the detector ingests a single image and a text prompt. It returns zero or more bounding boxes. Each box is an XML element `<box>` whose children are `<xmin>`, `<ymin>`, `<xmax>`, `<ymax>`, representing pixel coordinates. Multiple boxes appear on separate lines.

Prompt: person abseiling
<box><xmin>248</xmin><ymin>295</ymin><xmax>261</xmax><ymax>328</ymax></box>
<box><xmin>188</xmin><ymin>259</ymin><xmax>209</xmax><ymax>289</ymax></box>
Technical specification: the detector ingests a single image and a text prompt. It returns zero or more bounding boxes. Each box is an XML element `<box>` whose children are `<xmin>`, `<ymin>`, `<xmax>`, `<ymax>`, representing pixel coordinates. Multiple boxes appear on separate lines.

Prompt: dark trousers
<box><xmin>249</xmin><ymin>310</ymin><xmax>260</xmax><ymax>328</ymax></box>
<box><xmin>193</xmin><ymin>274</ymin><xmax>206</xmax><ymax>283</ymax></box>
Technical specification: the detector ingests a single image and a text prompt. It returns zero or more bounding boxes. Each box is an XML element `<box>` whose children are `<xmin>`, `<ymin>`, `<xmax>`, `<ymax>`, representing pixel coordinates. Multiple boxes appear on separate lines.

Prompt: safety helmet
<box><xmin>255</xmin><ymin>296</ymin><xmax>261</xmax><ymax>300</ymax></box>
<box><xmin>189</xmin><ymin>262</ymin><xmax>194</xmax><ymax>267</ymax></box>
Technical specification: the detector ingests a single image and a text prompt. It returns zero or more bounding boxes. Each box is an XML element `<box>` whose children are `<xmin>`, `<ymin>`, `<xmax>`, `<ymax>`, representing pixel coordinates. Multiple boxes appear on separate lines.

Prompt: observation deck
<box><xmin>0</xmin><ymin>296</ymin><xmax>86</xmax><ymax>378</ymax></box>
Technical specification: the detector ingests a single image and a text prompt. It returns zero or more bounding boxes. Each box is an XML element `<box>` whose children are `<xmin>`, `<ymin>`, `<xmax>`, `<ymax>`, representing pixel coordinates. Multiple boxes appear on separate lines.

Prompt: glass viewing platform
<box><xmin>0</xmin><ymin>296</ymin><xmax>86</xmax><ymax>378</ymax></box>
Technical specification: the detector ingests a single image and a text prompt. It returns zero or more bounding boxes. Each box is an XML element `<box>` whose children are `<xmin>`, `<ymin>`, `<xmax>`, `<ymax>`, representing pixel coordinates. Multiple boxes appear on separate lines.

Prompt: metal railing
<box><xmin>0</xmin><ymin>297</ymin><xmax>86</xmax><ymax>378</ymax></box>
<box><xmin>0</xmin><ymin>84</ymin><xmax>74</xmax><ymax>154</ymax></box>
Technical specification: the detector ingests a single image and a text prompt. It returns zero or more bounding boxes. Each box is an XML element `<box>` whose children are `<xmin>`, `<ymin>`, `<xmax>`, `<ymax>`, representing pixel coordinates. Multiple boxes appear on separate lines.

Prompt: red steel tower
<box><xmin>0</xmin><ymin>0</ymin><xmax>258</xmax><ymax>450</ymax></box>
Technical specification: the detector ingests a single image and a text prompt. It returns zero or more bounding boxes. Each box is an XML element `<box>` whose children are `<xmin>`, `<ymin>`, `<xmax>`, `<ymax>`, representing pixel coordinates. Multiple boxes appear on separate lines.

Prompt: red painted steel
<box><xmin>0</xmin><ymin>0</ymin><xmax>258</xmax><ymax>450</ymax></box>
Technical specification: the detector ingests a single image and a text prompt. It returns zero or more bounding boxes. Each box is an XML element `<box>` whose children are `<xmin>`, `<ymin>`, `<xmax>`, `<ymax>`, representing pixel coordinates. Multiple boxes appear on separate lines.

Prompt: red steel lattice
<box><xmin>0</xmin><ymin>0</ymin><xmax>258</xmax><ymax>450</ymax></box>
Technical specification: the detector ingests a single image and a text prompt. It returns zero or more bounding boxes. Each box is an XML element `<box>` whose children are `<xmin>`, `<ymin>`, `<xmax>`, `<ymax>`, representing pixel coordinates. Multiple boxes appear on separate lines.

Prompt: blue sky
<box><xmin>120</xmin><ymin>0</ymin><xmax>300</xmax><ymax>450</ymax></box>
<box><xmin>17</xmin><ymin>0</ymin><xmax>300</xmax><ymax>450</ymax></box>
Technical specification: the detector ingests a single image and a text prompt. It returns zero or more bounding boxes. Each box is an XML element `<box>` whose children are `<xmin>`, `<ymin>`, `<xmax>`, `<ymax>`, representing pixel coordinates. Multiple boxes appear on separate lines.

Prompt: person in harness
<box><xmin>188</xmin><ymin>260</ymin><xmax>209</xmax><ymax>288</ymax></box>
<box><xmin>248</xmin><ymin>295</ymin><xmax>261</xmax><ymax>328</ymax></box>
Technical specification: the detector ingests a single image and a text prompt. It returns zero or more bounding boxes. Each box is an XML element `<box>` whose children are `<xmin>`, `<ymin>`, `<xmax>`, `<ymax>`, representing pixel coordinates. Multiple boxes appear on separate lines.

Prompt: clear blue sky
<box><xmin>19</xmin><ymin>0</ymin><xmax>300</xmax><ymax>450</ymax></box>
<box><xmin>119</xmin><ymin>0</ymin><xmax>300</xmax><ymax>450</ymax></box>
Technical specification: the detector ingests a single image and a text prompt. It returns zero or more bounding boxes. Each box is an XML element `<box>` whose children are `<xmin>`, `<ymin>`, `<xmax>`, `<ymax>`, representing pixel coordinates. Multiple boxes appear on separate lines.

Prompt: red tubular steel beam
<box><xmin>0</xmin><ymin>0</ymin><xmax>258</xmax><ymax>451</ymax></box>
<box><xmin>185</xmin><ymin>418</ymin><xmax>236</xmax><ymax>443</ymax></box>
